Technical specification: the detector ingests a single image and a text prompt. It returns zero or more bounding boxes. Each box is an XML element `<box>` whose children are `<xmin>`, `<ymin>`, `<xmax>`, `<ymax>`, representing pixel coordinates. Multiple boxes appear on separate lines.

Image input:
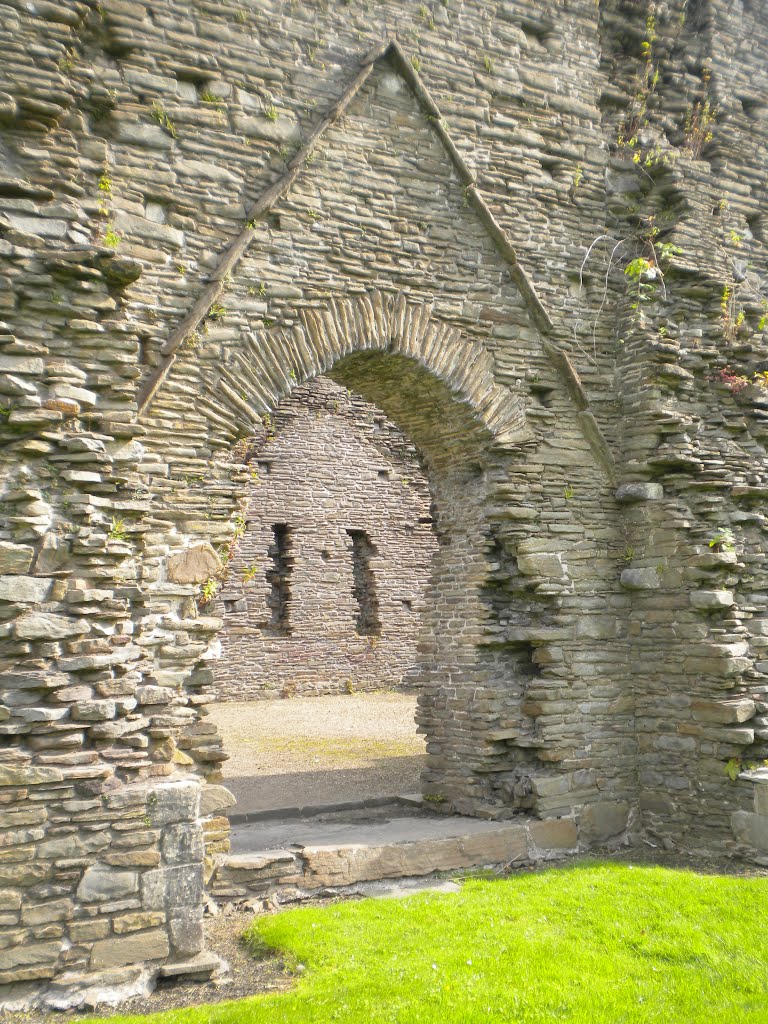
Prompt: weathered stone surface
<box><xmin>620</xmin><ymin>568</ymin><xmax>661</xmax><ymax>590</ymax></box>
<box><xmin>77</xmin><ymin>865</ymin><xmax>139</xmax><ymax>903</ymax></box>
<box><xmin>166</xmin><ymin>544</ymin><xmax>223</xmax><ymax>585</ymax></box>
<box><xmin>0</xmin><ymin>576</ymin><xmax>52</xmax><ymax>603</ymax></box>
<box><xmin>615</xmin><ymin>483</ymin><xmax>663</xmax><ymax>502</ymax></box>
<box><xmin>0</xmin><ymin>542</ymin><xmax>34</xmax><ymax>574</ymax></box>
<box><xmin>200</xmin><ymin>785</ymin><xmax>236</xmax><ymax>816</ymax></box>
<box><xmin>579</xmin><ymin>801</ymin><xmax>631</xmax><ymax>842</ymax></box>
<box><xmin>168</xmin><ymin>909</ymin><xmax>204</xmax><ymax>957</ymax></box>
<box><xmin>731</xmin><ymin>810</ymin><xmax>768</xmax><ymax>853</ymax></box>
<box><xmin>0</xmin><ymin>941</ymin><xmax>60</xmax><ymax>972</ymax></box>
<box><xmin>90</xmin><ymin>929</ymin><xmax>170</xmax><ymax>969</ymax></box>
<box><xmin>112</xmin><ymin>911</ymin><xmax>166</xmax><ymax>935</ymax></box>
<box><xmin>690</xmin><ymin>590</ymin><xmax>734</xmax><ymax>609</ymax></box>
<box><xmin>528</xmin><ymin>819</ymin><xmax>578</xmax><ymax>852</ymax></box>
<box><xmin>21</xmin><ymin>899</ymin><xmax>73</xmax><ymax>926</ymax></box>
<box><xmin>0</xmin><ymin>765</ymin><xmax>63</xmax><ymax>786</ymax></box>
<box><xmin>149</xmin><ymin>780</ymin><xmax>200</xmax><ymax>826</ymax></box>
<box><xmin>15</xmin><ymin>612</ymin><xmax>89</xmax><ymax>639</ymax></box>
<box><xmin>517</xmin><ymin>552</ymin><xmax>565</xmax><ymax>577</ymax></box>
<box><xmin>692</xmin><ymin>698</ymin><xmax>756</xmax><ymax>724</ymax></box>
<box><xmin>162</xmin><ymin>822</ymin><xmax>205</xmax><ymax>866</ymax></box>
<box><xmin>38</xmin><ymin>832</ymin><xmax>110</xmax><ymax>860</ymax></box>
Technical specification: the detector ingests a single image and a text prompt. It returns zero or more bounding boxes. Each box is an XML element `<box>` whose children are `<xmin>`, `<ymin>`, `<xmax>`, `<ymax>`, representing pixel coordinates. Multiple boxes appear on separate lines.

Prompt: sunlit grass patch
<box><xmin>86</xmin><ymin>860</ymin><xmax>768</xmax><ymax>1024</ymax></box>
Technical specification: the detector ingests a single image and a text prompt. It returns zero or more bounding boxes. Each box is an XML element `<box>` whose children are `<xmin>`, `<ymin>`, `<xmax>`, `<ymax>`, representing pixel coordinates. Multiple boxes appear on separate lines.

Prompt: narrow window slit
<box><xmin>346</xmin><ymin>528</ymin><xmax>381</xmax><ymax>636</ymax></box>
<box><xmin>266</xmin><ymin>523</ymin><xmax>292</xmax><ymax>635</ymax></box>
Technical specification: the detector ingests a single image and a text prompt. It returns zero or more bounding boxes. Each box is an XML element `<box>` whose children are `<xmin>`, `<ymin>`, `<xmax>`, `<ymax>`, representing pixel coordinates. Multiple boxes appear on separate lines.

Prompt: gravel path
<box><xmin>208</xmin><ymin>693</ymin><xmax>426</xmax><ymax>815</ymax></box>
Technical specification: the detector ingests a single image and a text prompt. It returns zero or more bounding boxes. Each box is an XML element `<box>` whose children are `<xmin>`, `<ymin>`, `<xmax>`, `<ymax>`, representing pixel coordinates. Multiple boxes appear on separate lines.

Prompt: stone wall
<box><xmin>1</xmin><ymin>0</ymin><xmax>768</xmax><ymax>1009</ymax></box>
<box><xmin>212</xmin><ymin>377</ymin><xmax>437</xmax><ymax>700</ymax></box>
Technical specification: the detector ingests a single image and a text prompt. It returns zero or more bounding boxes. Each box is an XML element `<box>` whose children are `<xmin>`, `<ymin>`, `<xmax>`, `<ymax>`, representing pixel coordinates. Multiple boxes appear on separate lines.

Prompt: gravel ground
<box><xmin>208</xmin><ymin>692</ymin><xmax>426</xmax><ymax>814</ymax></box>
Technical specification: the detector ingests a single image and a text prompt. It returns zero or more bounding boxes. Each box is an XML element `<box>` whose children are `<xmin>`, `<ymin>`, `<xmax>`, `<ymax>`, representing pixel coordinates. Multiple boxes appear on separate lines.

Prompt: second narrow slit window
<box><xmin>346</xmin><ymin>528</ymin><xmax>381</xmax><ymax>636</ymax></box>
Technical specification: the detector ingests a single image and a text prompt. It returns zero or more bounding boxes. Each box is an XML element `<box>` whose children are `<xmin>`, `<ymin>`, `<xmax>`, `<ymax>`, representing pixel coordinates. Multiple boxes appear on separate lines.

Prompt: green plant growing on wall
<box><xmin>410</xmin><ymin>55</ymin><xmax>422</xmax><ymax>73</ymax></box>
<box><xmin>263</xmin><ymin>102</ymin><xmax>279</xmax><ymax>121</ymax></box>
<box><xmin>483</xmin><ymin>55</ymin><xmax>495</xmax><ymax>73</ymax></box>
<box><xmin>725</xmin><ymin>756</ymin><xmax>768</xmax><ymax>780</ymax></box>
<box><xmin>683</xmin><ymin>97</ymin><xmax>716</xmax><ymax>157</ymax></box>
<box><xmin>97</xmin><ymin>166</ymin><xmax>114</xmax><ymax>220</ymax></box>
<box><xmin>57</xmin><ymin>47</ymin><xmax>77</xmax><ymax>73</ymax></box>
<box><xmin>233</xmin><ymin>514</ymin><xmax>246</xmax><ymax>540</ymax></box>
<box><xmin>151</xmin><ymin>99</ymin><xmax>177</xmax><ymax>138</ymax></box>
<box><xmin>199</xmin><ymin>577</ymin><xmax>220</xmax><ymax>605</ymax></box>
<box><xmin>242</xmin><ymin>565</ymin><xmax>260</xmax><ymax>583</ymax></box>
<box><xmin>682</xmin><ymin>59</ymin><xmax>716</xmax><ymax>158</ymax></box>
<box><xmin>616</xmin><ymin>9</ymin><xmax>658</xmax><ymax>153</ymax></box>
<box><xmin>720</xmin><ymin>283</ymin><xmax>746</xmax><ymax>343</ymax></box>
<box><xmin>200</xmin><ymin>89</ymin><xmax>223</xmax><ymax>105</ymax></box>
<box><xmin>578</xmin><ymin>219</ymin><xmax>682</xmax><ymax>356</ymax></box>
<box><xmin>103</xmin><ymin>224</ymin><xmax>121</xmax><ymax>249</ymax></box>
<box><xmin>623</xmin><ymin>256</ymin><xmax>657</xmax><ymax>314</ymax></box>
<box><xmin>419</xmin><ymin>4</ymin><xmax>435</xmax><ymax>28</ymax></box>
<box><xmin>108</xmin><ymin>517</ymin><xmax>128</xmax><ymax>541</ymax></box>
<box><xmin>207</xmin><ymin>301</ymin><xmax>226</xmax><ymax>321</ymax></box>
<box><xmin>708</xmin><ymin>527</ymin><xmax>736</xmax><ymax>553</ymax></box>
<box><xmin>615</xmin><ymin>2</ymin><xmax>692</xmax><ymax>170</ymax></box>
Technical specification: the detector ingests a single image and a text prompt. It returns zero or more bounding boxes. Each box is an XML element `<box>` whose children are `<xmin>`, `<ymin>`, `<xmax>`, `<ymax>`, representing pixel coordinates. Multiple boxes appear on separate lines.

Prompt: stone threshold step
<box><xmin>212</xmin><ymin>814</ymin><xmax>577</xmax><ymax>899</ymax></box>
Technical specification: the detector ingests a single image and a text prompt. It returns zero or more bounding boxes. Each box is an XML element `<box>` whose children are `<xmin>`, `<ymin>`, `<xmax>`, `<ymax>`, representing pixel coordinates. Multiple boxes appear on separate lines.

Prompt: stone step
<box><xmin>158</xmin><ymin>951</ymin><xmax>224</xmax><ymax>981</ymax></box>
<box><xmin>210</xmin><ymin>812</ymin><xmax>577</xmax><ymax>900</ymax></box>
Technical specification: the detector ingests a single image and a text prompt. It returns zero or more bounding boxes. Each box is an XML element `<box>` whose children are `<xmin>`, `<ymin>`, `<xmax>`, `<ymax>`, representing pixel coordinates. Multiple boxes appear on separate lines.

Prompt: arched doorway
<box><xmin>176</xmin><ymin>290</ymin><xmax>542</xmax><ymax>820</ymax></box>
<box><xmin>208</xmin><ymin>376</ymin><xmax>438</xmax><ymax>816</ymax></box>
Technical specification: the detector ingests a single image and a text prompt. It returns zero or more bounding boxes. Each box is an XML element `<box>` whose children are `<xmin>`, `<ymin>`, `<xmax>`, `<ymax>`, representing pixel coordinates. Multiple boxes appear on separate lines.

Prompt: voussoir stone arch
<box><xmin>200</xmin><ymin>289</ymin><xmax>530</xmax><ymax>449</ymax></box>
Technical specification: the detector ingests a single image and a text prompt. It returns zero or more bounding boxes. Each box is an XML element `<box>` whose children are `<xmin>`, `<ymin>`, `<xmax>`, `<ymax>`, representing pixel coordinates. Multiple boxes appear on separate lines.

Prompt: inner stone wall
<box><xmin>212</xmin><ymin>377</ymin><xmax>436</xmax><ymax>700</ymax></box>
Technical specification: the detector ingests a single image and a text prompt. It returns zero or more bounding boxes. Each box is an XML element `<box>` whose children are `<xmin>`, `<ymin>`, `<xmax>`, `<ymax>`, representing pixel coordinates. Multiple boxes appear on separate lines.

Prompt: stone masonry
<box><xmin>212</xmin><ymin>377</ymin><xmax>437</xmax><ymax>700</ymax></box>
<box><xmin>1</xmin><ymin>0</ymin><xmax>768</xmax><ymax>1009</ymax></box>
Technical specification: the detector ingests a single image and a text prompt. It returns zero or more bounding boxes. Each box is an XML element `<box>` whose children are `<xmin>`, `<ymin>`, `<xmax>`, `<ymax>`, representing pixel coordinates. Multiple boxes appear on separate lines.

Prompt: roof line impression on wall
<box><xmin>134</xmin><ymin>38</ymin><xmax>615</xmax><ymax>481</ymax></box>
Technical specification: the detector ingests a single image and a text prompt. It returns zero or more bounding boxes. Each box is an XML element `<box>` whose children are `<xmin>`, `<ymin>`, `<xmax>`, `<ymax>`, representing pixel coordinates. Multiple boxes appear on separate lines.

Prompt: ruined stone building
<box><xmin>213</xmin><ymin>378</ymin><xmax>437</xmax><ymax>700</ymax></box>
<box><xmin>1</xmin><ymin>0</ymin><xmax>768</xmax><ymax>1009</ymax></box>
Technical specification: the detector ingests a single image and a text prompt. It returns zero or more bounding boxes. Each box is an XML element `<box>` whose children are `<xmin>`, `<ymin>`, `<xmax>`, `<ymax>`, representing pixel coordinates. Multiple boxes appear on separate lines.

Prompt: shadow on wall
<box><xmin>222</xmin><ymin>755</ymin><xmax>428</xmax><ymax>816</ymax></box>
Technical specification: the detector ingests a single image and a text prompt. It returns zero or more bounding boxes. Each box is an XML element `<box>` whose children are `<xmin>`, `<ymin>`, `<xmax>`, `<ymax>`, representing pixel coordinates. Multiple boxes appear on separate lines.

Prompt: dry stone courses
<box><xmin>0</xmin><ymin>0</ymin><xmax>767</xmax><ymax>1009</ymax></box>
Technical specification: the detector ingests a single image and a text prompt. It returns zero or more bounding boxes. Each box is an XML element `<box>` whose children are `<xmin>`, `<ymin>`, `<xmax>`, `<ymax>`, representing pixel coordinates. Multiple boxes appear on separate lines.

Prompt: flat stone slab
<box><xmin>231</xmin><ymin>813</ymin><xmax>526</xmax><ymax>852</ymax></box>
<box><xmin>213</xmin><ymin>812</ymin><xmax>576</xmax><ymax>897</ymax></box>
<box><xmin>158</xmin><ymin>952</ymin><xmax>223</xmax><ymax>980</ymax></box>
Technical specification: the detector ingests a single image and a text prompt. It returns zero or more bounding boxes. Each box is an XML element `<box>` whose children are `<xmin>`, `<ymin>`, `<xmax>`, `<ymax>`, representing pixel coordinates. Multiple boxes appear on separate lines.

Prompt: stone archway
<box><xmin>148</xmin><ymin>289</ymin><xmax>561</xmax><ymax>819</ymax></box>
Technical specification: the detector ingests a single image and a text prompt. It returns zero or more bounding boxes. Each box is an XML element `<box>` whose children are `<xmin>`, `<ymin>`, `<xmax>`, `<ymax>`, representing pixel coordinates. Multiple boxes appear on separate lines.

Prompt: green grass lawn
<box><xmin>100</xmin><ymin>861</ymin><xmax>768</xmax><ymax>1024</ymax></box>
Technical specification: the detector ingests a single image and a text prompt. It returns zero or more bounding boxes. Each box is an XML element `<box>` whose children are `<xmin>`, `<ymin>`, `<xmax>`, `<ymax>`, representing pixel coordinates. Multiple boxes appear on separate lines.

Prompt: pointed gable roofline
<box><xmin>135</xmin><ymin>40</ymin><xmax>614</xmax><ymax>481</ymax></box>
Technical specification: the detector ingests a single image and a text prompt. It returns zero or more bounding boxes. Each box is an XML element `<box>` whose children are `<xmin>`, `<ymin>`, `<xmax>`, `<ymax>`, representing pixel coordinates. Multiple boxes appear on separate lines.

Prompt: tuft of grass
<box><xmin>84</xmin><ymin>861</ymin><xmax>768</xmax><ymax>1024</ymax></box>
